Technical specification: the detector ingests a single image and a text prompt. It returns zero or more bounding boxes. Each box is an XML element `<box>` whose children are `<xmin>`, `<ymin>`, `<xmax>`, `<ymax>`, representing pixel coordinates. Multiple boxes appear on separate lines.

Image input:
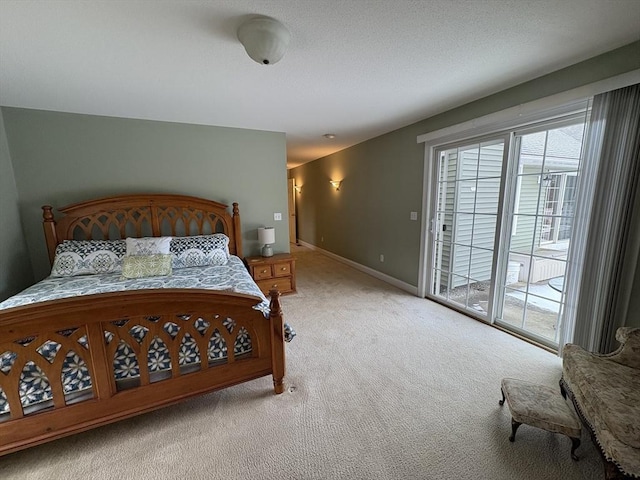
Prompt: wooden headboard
<box><xmin>42</xmin><ymin>193</ymin><xmax>243</xmax><ymax>265</ymax></box>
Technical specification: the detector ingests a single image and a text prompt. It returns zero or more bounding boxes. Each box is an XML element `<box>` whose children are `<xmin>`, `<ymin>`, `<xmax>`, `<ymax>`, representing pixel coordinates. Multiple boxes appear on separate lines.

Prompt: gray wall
<box><xmin>290</xmin><ymin>42</ymin><xmax>640</xmax><ymax>289</ymax></box>
<box><xmin>0</xmin><ymin>111</ymin><xmax>34</xmax><ymax>300</ymax></box>
<box><xmin>2</xmin><ymin>108</ymin><xmax>289</xmax><ymax>282</ymax></box>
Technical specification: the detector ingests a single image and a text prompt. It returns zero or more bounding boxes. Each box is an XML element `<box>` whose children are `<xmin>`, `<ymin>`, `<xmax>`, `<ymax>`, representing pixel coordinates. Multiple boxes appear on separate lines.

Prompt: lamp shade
<box><xmin>258</xmin><ymin>227</ymin><xmax>275</xmax><ymax>257</ymax></box>
<box><xmin>237</xmin><ymin>16</ymin><xmax>290</xmax><ymax>65</ymax></box>
<box><xmin>258</xmin><ymin>227</ymin><xmax>276</xmax><ymax>245</ymax></box>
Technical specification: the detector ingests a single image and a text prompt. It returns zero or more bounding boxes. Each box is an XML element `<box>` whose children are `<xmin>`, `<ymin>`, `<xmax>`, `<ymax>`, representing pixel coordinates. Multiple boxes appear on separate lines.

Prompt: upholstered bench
<box><xmin>499</xmin><ymin>378</ymin><xmax>582</xmax><ymax>460</ymax></box>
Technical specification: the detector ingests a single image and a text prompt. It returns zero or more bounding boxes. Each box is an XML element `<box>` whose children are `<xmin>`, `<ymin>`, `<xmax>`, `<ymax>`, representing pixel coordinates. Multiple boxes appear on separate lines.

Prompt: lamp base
<box><xmin>261</xmin><ymin>244</ymin><xmax>274</xmax><ymax>257</ymax></box>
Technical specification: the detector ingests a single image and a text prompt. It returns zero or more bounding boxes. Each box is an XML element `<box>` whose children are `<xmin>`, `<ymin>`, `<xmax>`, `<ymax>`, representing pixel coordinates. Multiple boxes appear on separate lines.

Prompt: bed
<box><xmin>0</xmin><ymin>193</ymin><xmax>292</xmax><ymax>456</ymax></box>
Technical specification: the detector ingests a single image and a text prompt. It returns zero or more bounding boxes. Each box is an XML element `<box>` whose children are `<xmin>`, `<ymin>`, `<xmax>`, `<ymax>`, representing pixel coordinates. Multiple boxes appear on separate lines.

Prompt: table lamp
<box><xmin>258</xmin><ymin>227</ymin><xmax>275</xmax><ymax>257</ymax></box>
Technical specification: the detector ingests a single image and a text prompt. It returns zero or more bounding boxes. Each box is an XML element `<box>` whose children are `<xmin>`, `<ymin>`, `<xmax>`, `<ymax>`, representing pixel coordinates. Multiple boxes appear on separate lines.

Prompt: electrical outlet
<box><xmin>410</xmin><ymin>211</ymin><xmax>418</xmax><ymax>221</ymax></box>
<box><xmin>274</xmin><ymin>212</ymin><xmax>282</xmax><ymax>221</ymax></box>
<box><xmin>380</xmin><ymin>254</ymin><xmax>384</xmax><ymax>262</ymax></box>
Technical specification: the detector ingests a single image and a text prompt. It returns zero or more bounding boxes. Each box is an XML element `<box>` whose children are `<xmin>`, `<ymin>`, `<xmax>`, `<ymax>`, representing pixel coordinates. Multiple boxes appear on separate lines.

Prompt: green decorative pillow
<box><xmin>121</xmin><ymin>254</ymin><xmax>173</xmax><ymax>279</ymax></box>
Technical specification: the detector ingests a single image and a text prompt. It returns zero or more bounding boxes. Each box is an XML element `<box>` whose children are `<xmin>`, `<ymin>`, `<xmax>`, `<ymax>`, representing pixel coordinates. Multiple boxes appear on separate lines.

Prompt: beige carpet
<box><xmin>1</xmin><ymin>246</ymin><xmax>602</xmax><ymax>479</ymax></box>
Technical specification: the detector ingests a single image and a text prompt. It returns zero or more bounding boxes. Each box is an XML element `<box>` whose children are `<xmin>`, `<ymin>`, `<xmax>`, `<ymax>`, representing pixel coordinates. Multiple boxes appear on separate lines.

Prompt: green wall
<box><xmin>0</xmin><ymin>111</ymin><xmax>34</xmax><ymax>300</ymax></box>
<box><xmin>2</xmin><ymin>108</ymin><xmax>289</xmax><ymax>282</ymax></box>
<box><xmin>291</xmin><ymin>41</ymin><xmax>640</xmax><ymax>288</ymax></box>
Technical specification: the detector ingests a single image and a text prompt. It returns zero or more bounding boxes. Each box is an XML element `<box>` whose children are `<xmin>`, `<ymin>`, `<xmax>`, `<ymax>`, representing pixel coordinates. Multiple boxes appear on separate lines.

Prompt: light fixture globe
<box><xmin>237</xmin><ymin>16</ymin><xmax>290</xmax><ymax>65</ymax></box>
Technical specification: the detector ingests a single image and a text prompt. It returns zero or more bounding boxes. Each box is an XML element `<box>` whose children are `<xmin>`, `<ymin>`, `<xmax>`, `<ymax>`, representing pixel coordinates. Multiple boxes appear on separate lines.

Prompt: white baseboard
<box><xmin>297</xmin><ymin>240</ymin><xmax>419</xmax><ymax>296</ymax></box>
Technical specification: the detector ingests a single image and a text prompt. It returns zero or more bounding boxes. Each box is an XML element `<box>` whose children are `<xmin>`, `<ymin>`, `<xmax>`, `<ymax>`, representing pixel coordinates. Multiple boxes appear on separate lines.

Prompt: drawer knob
<box><xmin>272</xmin><ymin>284</ymin><xmax>278</xmax><ymax>288</ymax></box>
<box><xmin>281</xmin><ymin>267</ymin><xmax>287</xmax><ymax>271</ymax></box>
<box><xmin>261</xmin><ymin>269</ymin><xmax>268</xmax><ymax>273</ymax></box>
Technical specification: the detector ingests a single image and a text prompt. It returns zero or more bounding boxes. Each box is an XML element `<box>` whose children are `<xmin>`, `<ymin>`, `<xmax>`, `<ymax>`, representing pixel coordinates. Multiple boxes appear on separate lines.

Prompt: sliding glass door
<box><xmin>428</xmin><ymin>111</ymin><xmax>591</xmax><ymax>348</ymax></box>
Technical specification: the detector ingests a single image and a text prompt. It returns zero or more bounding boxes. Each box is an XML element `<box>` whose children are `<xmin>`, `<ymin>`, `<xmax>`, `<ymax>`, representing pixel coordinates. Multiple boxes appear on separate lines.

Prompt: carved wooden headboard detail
<box><xmin>42</xmin><ymin>193</ymin><xmax>243</xmax><ymax>265</ymax></box>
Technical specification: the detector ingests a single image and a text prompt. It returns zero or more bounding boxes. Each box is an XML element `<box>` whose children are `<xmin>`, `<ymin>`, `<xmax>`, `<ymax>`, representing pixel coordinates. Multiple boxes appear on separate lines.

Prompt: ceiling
<box><xmin>1</xmin><ymin>1</ymin><xmax>639</xmax><ymax>169</ymax></box>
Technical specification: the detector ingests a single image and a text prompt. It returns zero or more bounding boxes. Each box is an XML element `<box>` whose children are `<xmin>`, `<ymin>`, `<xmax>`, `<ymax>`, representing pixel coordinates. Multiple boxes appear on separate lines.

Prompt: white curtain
<box><xmin>570</xmin><ymin>83</ymin><xmax>640</xmax><ymax>353</ymax></box>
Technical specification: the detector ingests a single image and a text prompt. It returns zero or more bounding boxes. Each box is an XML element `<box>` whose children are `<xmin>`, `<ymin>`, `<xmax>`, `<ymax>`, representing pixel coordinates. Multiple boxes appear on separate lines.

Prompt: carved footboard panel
<box><xmin>0</xmin><ymin>289</ymin><xmax>285</xmax><ymax>456</ymax></box>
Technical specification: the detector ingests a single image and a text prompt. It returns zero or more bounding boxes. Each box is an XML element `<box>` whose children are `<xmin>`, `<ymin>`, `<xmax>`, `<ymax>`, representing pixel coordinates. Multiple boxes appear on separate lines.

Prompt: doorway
<box><xmin>287</xmin><ymin>178</ymin><xmax>297</xmax><ymax>244</ymax></box>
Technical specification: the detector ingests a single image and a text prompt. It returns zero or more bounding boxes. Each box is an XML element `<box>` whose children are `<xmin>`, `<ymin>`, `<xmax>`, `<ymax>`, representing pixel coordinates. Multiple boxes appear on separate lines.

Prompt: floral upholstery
<box><xmin>501</xmin><ymin>378</ymin><xmax>581</xmax><ymax>438</ymax></box>
<box><xmin>562</xmin><ymin>327</ymin><xmax>640</xmax><ymax>478</ymax></box>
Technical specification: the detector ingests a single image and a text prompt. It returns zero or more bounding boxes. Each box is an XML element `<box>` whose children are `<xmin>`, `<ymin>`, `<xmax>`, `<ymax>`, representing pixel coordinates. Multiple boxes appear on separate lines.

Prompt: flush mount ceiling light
<box><xmin>237</xmin><ymin>16</ymin><xmax>290</xmax><ymax>65</ymax></box>
<box><xmin>323</xmin><ymin>133</ymin><xmax>336</xmax><ymax>139</ymax></box>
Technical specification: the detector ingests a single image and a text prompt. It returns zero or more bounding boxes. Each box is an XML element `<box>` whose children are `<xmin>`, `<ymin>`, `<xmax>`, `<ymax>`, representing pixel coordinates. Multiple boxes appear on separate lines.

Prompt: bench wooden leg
<box><xmin>570</xmin><ymin>437</ymin><xmax>580</xmax><ymax>461</ymax></box>
<box><xmin>510</xmin><ymin>419</ymin><xmax>521</xmax><ymax>442</ymax></box>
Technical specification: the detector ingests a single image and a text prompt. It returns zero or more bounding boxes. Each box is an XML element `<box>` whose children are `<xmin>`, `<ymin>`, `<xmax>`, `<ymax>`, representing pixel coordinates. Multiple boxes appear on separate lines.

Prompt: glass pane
<box><xmin>523</xmin><ymin>297</ymin><xmax>561</xmax><ymax>342</ymax></box>
<box><xmin>470</xmin><ymin>247</ymin><xmax>493</xmax><ymax>282</ymax></box>
<box><xmin>538</xmin><ymin>215</ymin><xmax>556</xmax><ymax>243</ymax></box>
<box><xmin>470</xmin><ymin>215</ymin><xmax>497</xmax><ymax>249</ymax></box>
<box><xmin>467</xmin><ymin>275</ymin><xmax>491</xmax><ymax>315</ymax></box>
<box><xmin>510</xmin><ymin>218</ymin><xmax>535</xmax><ymax>255</ymax></box>
<box><xmin>453</xmin><ymin>213</ymin><xmax>474</xmax><ymax>245</ymax></box>
<box><xmin>449</xmin><ymin>275</ymin><xmax>469</xmax><ymax>308</ymax></box>
<box><xmin>459</xmin><ymin>145</ymin><xmax>480</xmax><ymax>179</ymax></box>
<box><xmin>505</xmin><ymin>257</ymin><xmax>524</xmax><ymax>287</ymax></box>
<box><xmin>545</xmin><ymin>124</ymin><xmax>584</xmax><ymax>171</ymax></box>
<box><xmin>478</xmin><ymin>140</ymin><xmax>504</xmax><ymax>177</ymax></box>
<box><xmin>559</xmin><ymin>175</ymin><xmax>577</xmax><ymax>241</ymax></box>
<box><xmin>529</xmin><ymin>255</ymin><xmax>566</xmax><ymax>287</ymax></box>
<box><xmin>457</xmin><ymin>180</ymin><xmax>477</xmax><ymax>213</ymax></box>
<box><xmin>476</xmin><ymin>178</ymin><xmax>500</xmax><ymax>214</ymax></box>
<box><xmin>451</xmin><ymin>244</ymin><xmax>471</xmax><ymax>277</ymax></box>
<box><xmin>501</xmin><ymin>287</ymin><xmax>525</xmax><ymax>329</ymax></box>
<box><xmin>514</xmin><ymin>174</ymin><xmax>542</xmax><ymax>215</ymax></box>
<box><xmin>518</xmin><ymin>131</ymin><xmax>546</xmax><ymax>173</ymax></box>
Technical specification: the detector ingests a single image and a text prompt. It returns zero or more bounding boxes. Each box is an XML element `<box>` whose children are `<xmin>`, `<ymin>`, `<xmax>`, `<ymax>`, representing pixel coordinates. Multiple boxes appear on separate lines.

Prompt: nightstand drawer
<box><xmin>257</xmin><ymin>277</ymin><xmax>293</xmax><ymax>295</ymax></box>
<box><xmin>273</xmin><ymin>262</ymin><xmax>291</xmax><ymax>277</ymax></box>
<box><xmin>253</xmin><ymin>265</ymin><xmax>273</xmax><ymax>280</ymax></box>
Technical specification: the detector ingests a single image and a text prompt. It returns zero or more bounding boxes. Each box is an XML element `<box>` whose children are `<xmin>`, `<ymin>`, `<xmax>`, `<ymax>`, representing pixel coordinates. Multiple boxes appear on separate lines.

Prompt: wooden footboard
<box><xmin>0</xmin><ymin>289</ymin><xmax>286</xmax><ymax>456</ymax></box>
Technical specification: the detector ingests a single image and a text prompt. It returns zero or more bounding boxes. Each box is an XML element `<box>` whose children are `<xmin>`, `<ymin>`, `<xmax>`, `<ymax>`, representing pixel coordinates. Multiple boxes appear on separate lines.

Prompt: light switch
<box><xmin>410</xmin><ymin>211</ymin><xmax>418</xmax><ymax>221</ymax></box>
<box><xmin>274</xmin><ymin>212</ymin><xmax>282</xmax><ymax>221</ymax></box>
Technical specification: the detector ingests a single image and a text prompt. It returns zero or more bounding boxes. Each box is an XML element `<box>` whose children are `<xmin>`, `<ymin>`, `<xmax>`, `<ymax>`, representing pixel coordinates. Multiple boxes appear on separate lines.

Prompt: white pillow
<box><xmin>125</xmin><ymin>237</ymin><xmax>172</xmax><ymax>256</ymax></box>
<box><xmin>170</xmin><ymin>234</ymin><xmax>230</xmax><ymax>268</ymax></box>
<box><xmin>50</xmin><ymin>239</ymin><xmax>126</xmax><ymax>277</ymax></box>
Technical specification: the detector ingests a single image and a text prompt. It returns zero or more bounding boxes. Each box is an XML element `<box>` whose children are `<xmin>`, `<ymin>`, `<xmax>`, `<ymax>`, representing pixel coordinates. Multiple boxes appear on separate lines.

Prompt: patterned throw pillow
<box><xmin>170</xmin><ymin>234</ymin><xmax>230</xmax><ymax>269</ymax></box>
<box><xmin>121</xmin><ymin>254</ymin><xmax>173</xmax><ymax>279</ymax></box>
<box><xmin>125</xmin><ymin>237</ymin><xmax>172</xmax><ymax>256</ymax></box>
<box><xmin>50</xmin><ymin>240</ymin><xmax>126</xmax><ymax>277</ymax></box>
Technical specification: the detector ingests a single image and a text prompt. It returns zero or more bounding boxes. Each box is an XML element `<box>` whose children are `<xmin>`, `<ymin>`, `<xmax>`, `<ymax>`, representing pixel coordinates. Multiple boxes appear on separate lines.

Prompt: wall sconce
<box><xmin>294</xmin><ymin>185</ymin><xmax>302</xmax><ymax>193</ymax></box>
<box><xmin>329</xmin><ymin>180</ymin><xmax>341</xmax><ymax>191</ymax></box>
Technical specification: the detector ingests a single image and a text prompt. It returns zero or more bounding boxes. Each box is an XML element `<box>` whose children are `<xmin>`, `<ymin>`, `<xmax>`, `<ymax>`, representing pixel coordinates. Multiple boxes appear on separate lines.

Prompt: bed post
<box><xmin>269</xmin><ymin>289</ymin><xmax>285</xmax><ymax>394</ymax></box>
<box><xmin>232</xmin><ymin>202</ymin><xmax>243</xmax><ymax>258</ymax></box>
<box><xmin>42</xmin><ymin>205</ymin><xmax>58</xmax><ymax>265</ymax></box>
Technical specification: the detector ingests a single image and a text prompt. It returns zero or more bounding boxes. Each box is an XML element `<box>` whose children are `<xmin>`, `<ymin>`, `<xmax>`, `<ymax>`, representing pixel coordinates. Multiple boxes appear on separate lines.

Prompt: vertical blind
<box><xmin>570</xmin><ymin>83</ymin><xmax>640</xmax><ymax>353</ymax></box>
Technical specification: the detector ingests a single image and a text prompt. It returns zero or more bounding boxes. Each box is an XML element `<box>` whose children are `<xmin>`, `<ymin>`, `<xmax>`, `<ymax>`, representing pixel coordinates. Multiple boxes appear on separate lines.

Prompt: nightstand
<box><xmin>245</xmin><ymin>253</ymin><xmax>296</xmax><ymax>295</ymax></box>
